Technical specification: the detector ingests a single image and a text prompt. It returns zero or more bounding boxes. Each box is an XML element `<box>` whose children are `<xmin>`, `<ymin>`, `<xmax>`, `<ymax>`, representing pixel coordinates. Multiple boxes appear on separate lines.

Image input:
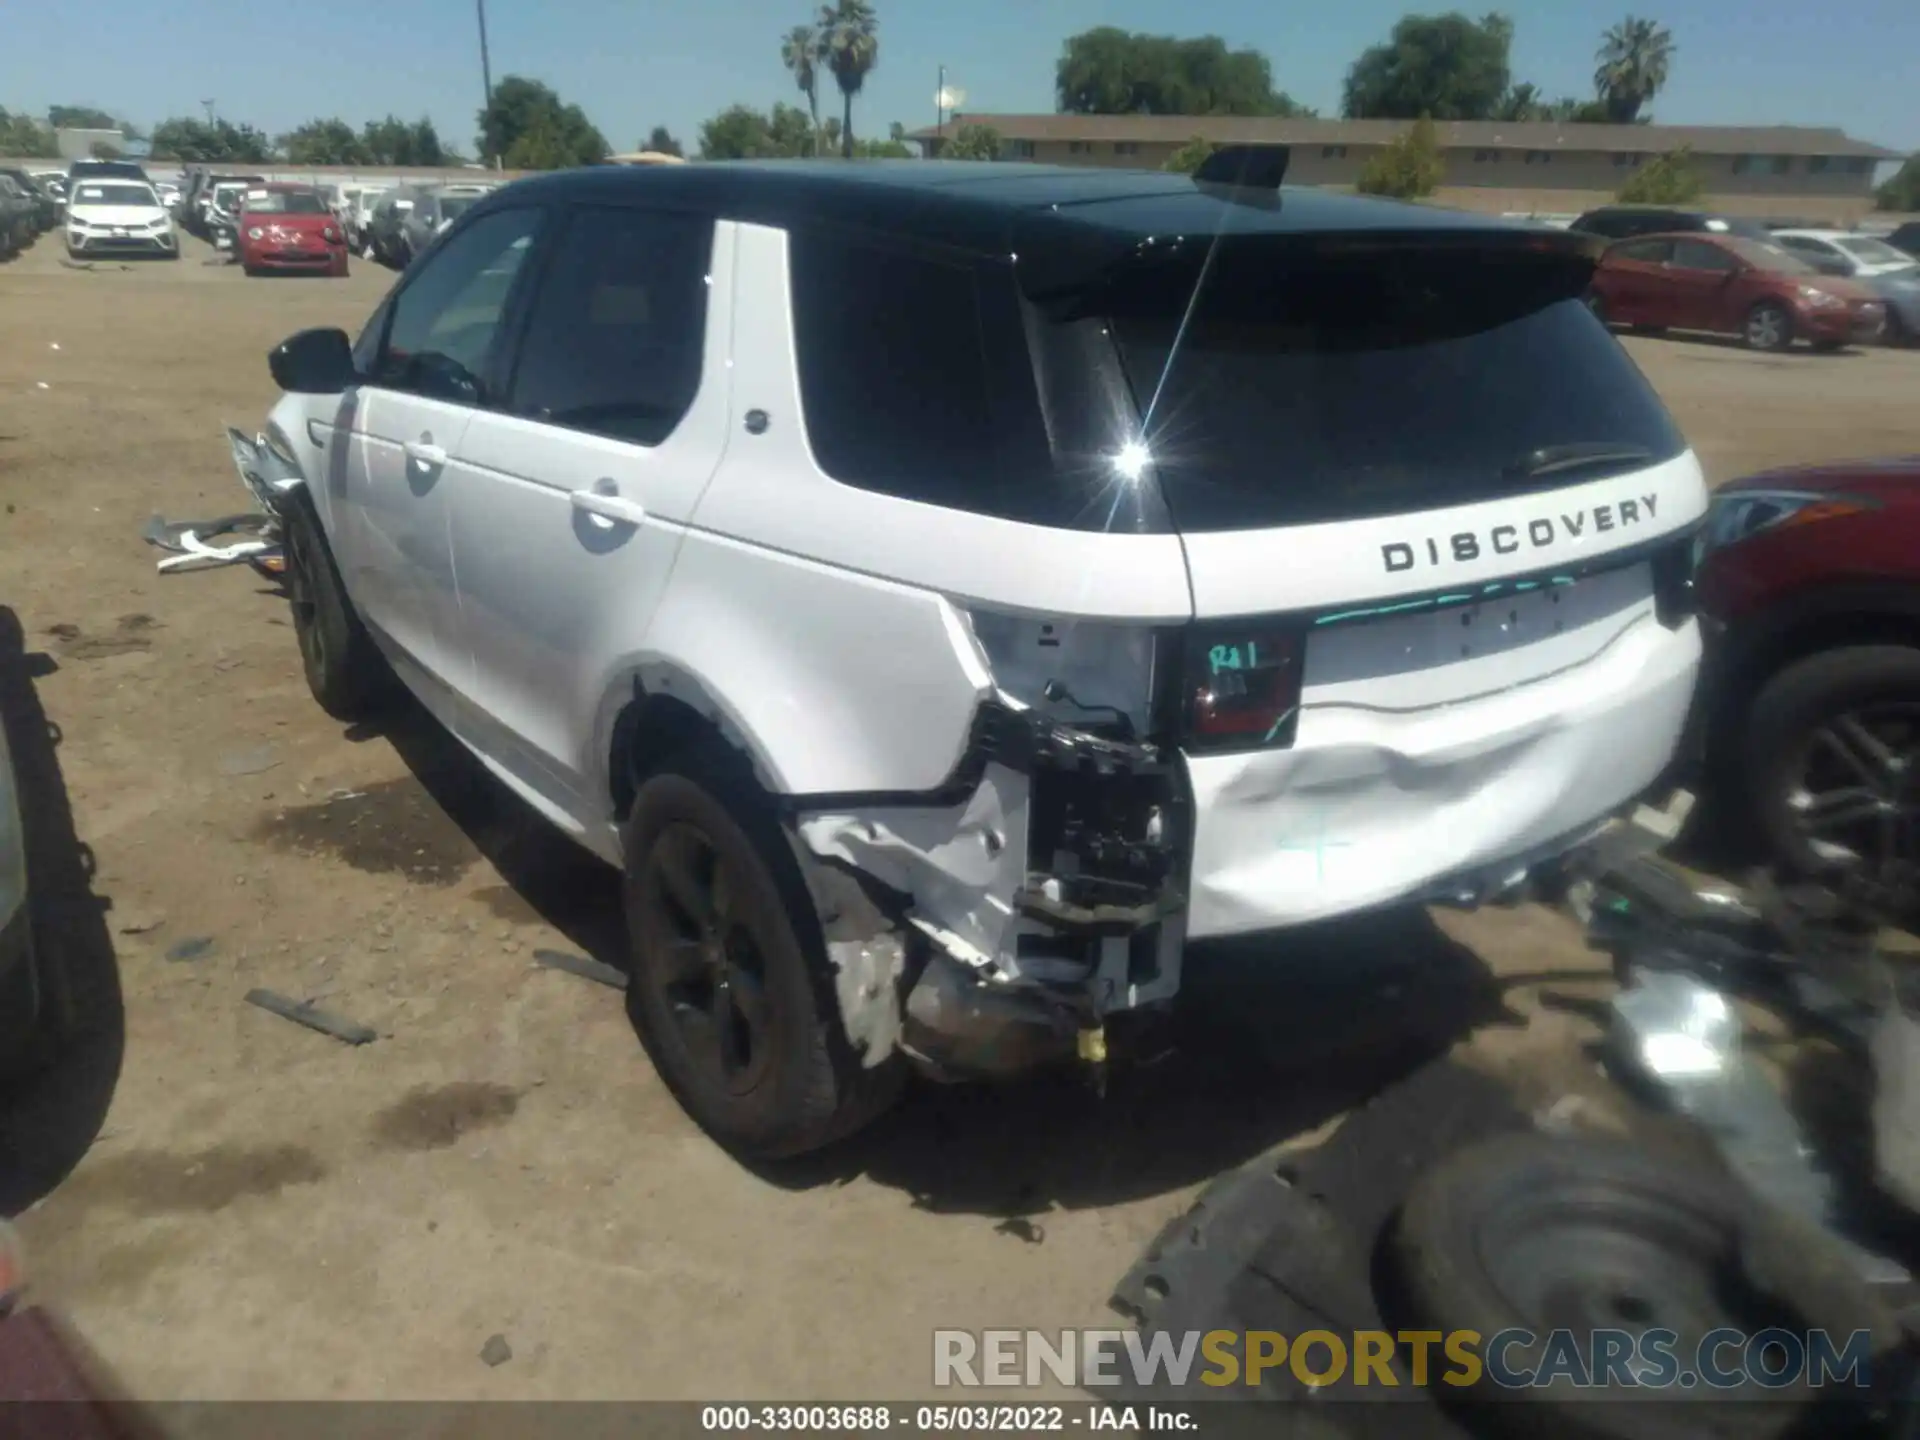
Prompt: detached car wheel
<box><xmin>1744</xmin><ymin>645</ymin><xmax>1920</xmax><ymax>911</ymax></box>
<box><xmin>1387</xmin><ymin>1132</ymin><xmax>1898</xmax><ymax>1440</ymax></box>
<box><xmin>281</xmin><ymin>493</ymin><xmax>390</xmax><ymax>722</ymax></box>
<box><xmin>621</xmin><ymin>757</ymin><xmax>900</xmax><ymax>1159</ymax></box>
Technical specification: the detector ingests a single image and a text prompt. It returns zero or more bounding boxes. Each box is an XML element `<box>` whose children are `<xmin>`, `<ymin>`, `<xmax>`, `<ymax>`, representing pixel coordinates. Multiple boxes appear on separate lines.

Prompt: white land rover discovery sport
<box><xmin>233</xmin><ymin>153</ymin><xmax>1707</xmax><ymax>1157</ymax></box>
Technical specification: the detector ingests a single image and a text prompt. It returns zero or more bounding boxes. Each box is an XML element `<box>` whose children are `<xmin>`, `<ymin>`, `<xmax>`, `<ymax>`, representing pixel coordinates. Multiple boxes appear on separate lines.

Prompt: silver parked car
<box><xmin>1772</xmin><ymin>229</ymin><xmax>1920</xmax><ymax>345</ymax></box>
<box><xmin>394</xmin><ymin>184</ymin><xmax>495</xmax><ymax>267</ymax></box>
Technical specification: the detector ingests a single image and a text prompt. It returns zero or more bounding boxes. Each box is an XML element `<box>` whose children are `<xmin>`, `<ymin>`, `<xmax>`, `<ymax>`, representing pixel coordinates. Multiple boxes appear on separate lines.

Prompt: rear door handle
<box><xmin>570</xmin><ymin>484</ymin><xmax>648</xmax><ymax>527</ymax></box>
<box><xmin>403</xmin><ymin>438</ymin><xmax>447</xmax><ymax>467</ymax></box>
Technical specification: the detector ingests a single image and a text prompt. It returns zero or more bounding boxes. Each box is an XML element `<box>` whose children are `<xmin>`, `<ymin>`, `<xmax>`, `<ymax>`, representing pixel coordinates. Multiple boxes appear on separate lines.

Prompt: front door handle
<box><xmin>570</xmin><ymin>482</ymin><xmax>648</xmax><ymax>527</ymax></box>
<box><xmin>403</xmin><ymin>437</ymin><xmax>447</xmax><ymax>467</ymax></box>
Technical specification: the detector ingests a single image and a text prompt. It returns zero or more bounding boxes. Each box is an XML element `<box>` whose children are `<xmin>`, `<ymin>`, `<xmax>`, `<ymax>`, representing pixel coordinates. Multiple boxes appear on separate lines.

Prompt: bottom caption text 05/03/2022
<box><xmin>699</xmin><ymin>1403</ymin><xmax>1199</xmax><ymax>1434</ymax></box>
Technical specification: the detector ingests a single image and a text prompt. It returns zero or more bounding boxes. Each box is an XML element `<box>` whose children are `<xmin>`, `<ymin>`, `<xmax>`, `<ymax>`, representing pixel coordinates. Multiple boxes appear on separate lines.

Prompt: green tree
<box><xmin>360</xmin><ymin>115</ymin><xmax>451</xmax><ymax>166</ymax></box>
<box><xmin>149</xmin><ymin>116</ymin><xmax>274</xmax><ymax>163</ymax></box>
<box><xmin>816</xmin><ymin>0</ymin><xmax>879</xmax><ymax>158</ymax></box>
<box><xmin>1595</xmin><ymin>16</ymin><xmax>1674</xmax><ymax>124</ymax></box>
<box><xmin>644</xmin><ymin>125</ymin><xmax>685</xmax><ymax>158</ymax></box>
<box><xmin>697</xmin><ymin>102</ymin><xmax>816</xmax><ymax>159</ymax></box>
<box><xmin>1055</xmin><ymin>28</ymin><xmax>1310</xmax><ymax>116</ymax></box>
<box><xmin>280</xmin><ymin>118</ymin><xmax>369</xmax><ymax>165</ymax></box>
<box><xmin>1878</xmin><ymin>156</ymin><xmax>1920</xmax><ymax>212</ymax></box>
<box><xmin>0</xmin><ymin>108</ymin><xmax>60</xmax><ymax>157</ymax></box>
<box><xmin>943</xmin><ymin>124</ymin><xmax>999</xmax><ymax>161</ymax></box>
<box><xmin>48</xmin><ymin>104</ymin><xmax>119</xmax><ymax>130</ymax></box>
<box><xmin>1548</xmin><ymin>95</ymin><xmax>1614</xmax><ymax>122</ymax></box>
<box><xmin>1495</xmin><ymin>82</ymin><xmax>1542</xmax><ymax>120</ymax></box>
<box><xmin>1356</xmin><ymin>114</ymin><xmax>1446</xmax><ymax>197</ymax></box>
<box><xmin>781</xmin><ymin>23</ymin><xmax>824</xmax><ymax>155</ymax></box>
<box><xmin>1163</xmin><ymin>135</ymin><xmax>1219</xmax><ymax>173</ymax></box>
<box><xmin>479</xmin><ymin>76</ymin><xmax>609</xmax><ymax>169</ymax></box>
<box><xmin>1342</xmin><ymin>12</ymin><xmax>1513</xmax><ymax>120</ymax></box>
<box><xmin>1616</xmin><ymin>146</ymin><xmax>1703</xmax><ymax>203</ymax></box>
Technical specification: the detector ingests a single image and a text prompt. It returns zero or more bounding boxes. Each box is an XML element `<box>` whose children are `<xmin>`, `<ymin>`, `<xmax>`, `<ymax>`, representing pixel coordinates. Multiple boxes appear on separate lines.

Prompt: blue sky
<box><xmin>3</xmin><ymin>0</ymin><xmax>1915</xmax><ymax>157</ymax></box>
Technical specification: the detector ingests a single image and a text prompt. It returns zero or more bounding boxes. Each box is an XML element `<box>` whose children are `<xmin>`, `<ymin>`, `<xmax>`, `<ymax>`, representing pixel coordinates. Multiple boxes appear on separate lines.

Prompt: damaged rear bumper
<box><xmin>795</xmin><ymin>701</ymin><xmax>1189</xmax><ymax>1083</ymax></box>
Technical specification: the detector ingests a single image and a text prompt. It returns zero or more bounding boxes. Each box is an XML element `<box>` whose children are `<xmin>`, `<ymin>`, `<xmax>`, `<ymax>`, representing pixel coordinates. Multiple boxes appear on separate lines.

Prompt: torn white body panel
<box><xmin>1184</xmin><ymin>604</ymin><xmax>1701</xmax><ymax>937</ymax></box>
<box><xmin>797</xmin><ymin>763</ymin><xmax>1031</xmax><ymax>975</ymax></box>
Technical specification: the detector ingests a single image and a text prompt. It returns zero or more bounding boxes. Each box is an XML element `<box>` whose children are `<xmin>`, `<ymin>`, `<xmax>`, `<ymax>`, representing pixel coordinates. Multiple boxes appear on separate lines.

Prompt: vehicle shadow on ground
<box><xmin>790</xmin><ymin>913</ymin><xmax>1531</xmax><ymax>1215</ymax></box>
<box><xmin>0</xmin><ymin>607</ymin><xmax>126</xmax><ymax>1218</ymax></box>
<box><xmin>352</xmin><ymin>694</ymin><xmax>1531</xmax><ymax>1213</ymax></box>
<box><xmin>1614</xmin><ymin>326</ymin><xmax>1867</xmax><ymax>359</ymax></box>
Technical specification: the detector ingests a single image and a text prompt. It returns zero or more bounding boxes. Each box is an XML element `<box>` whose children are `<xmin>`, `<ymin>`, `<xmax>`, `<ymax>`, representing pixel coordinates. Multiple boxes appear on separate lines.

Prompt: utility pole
<box><xmin>476</xmin><ymin>0</ymin><xmax>497</xmax><ymax>168</ymax></box>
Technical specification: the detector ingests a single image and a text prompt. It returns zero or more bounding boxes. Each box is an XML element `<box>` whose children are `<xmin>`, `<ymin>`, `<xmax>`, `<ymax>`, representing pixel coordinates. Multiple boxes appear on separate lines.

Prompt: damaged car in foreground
<box><xmin>230</xmin><ymin>153</ymin><xmax>1708</xmax><ymax>1157</ymax></box>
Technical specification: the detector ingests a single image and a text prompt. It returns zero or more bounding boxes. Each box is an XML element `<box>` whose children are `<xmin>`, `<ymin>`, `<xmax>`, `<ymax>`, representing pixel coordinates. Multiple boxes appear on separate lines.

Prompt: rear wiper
<box><xmin>1504</xmin><ymin>442</ymin><xmax>1655</xmax><ymax>479</ymax></box>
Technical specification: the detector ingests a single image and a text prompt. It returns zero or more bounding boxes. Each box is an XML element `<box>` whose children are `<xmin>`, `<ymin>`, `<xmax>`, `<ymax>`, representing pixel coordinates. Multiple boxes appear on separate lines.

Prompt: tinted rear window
<box><xmin>789</xmin><ymin>228</ymin><xmax>1155</xmax><ymax>532</ymax></box>
<box><xmin>1106</xmin><ymin>246</ymin><xmax>1686</xmax><ymax>532</ymax></box>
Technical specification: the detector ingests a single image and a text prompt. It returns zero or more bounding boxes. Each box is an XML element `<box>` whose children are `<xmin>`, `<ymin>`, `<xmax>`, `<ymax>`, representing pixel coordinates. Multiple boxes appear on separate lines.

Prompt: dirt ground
<box><xmin>2</xmin><ymin>229</ymin><xmax>1918</xmax><ymax>1403</ymax></box>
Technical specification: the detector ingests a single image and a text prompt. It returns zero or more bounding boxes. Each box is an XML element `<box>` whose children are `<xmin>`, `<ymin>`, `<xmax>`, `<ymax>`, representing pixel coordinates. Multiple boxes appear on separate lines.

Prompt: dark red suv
<box><xmin>1589</xmin><ymin>232</ymin><xmax>1885</xmax><ymax>352</ymax></box>
<box><xmin>1692</xmin><ymin>458</ymin><xmax>1920</xmax><ymax>905</ymax></box>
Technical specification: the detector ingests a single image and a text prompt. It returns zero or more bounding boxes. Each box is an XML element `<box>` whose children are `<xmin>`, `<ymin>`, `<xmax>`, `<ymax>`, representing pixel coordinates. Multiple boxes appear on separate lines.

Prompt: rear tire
<box><xmin>621</xmin><ymin>752</ymin><xmax>902</xmax><ymax>1159</ymax></box>
<box><xmin>1743</xmin><ymin>299</ymin><xmax>1794</xmax><ymax>352</ymax></box>
<box><xmin>280</xmin><ymin>491</ymin><xmax>390</xmax><ymax>722</ymax></box>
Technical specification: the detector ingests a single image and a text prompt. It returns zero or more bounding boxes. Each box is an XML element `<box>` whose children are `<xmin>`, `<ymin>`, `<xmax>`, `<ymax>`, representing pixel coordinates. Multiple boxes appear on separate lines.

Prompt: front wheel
<box><xmin>280</xmin><ymin>492</ymin><xmax>391</xmax><ymax>721</ymax></box>
<box><xmin>1744</xmin><ymin>300</ymin><xmax>1794</xmax><ymax>352</ymax></box>
<box><xmin>621</xmin><ymin>757</ymin><xmax>901</xmax><ymax>1159</ymax></box>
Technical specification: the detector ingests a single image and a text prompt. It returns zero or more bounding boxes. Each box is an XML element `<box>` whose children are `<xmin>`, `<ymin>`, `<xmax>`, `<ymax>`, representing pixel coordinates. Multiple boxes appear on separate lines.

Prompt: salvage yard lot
<box><xmin>3</xmin><ymin>231</ymin><xmax>1919</xmax><ymax>1401</ymax></box>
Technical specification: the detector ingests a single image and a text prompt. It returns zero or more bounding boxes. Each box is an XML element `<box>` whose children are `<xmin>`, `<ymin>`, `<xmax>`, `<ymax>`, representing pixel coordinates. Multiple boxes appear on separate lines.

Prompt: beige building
<box><xmin>911</xmin><ymin>115</ymin><xmax>1903</xmax><ymax>222</ymax></box>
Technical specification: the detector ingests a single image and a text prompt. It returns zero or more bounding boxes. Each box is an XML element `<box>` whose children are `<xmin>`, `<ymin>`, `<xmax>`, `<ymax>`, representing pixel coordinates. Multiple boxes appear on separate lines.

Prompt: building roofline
<box><xmin>910</xmin><ymin>113</ymin><xmax>1904</xmax><ymax>160</ymax></box>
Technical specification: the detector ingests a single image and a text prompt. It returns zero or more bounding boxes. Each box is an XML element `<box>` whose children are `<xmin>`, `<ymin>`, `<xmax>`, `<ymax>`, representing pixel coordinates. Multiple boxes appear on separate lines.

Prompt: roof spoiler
<box><xmin>1193</xmin><ymin>144</ymin><xmax>1290</xmax><ymax>191</ymax></box>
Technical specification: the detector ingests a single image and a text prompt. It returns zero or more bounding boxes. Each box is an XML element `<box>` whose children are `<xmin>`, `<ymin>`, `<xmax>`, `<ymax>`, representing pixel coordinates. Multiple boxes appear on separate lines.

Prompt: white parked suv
<box><xmin>233</xmin><ymin>156</ymin><xmax>1708</xmax><ymax>1157</ymax></box>
<box><xmin>65</xmin><ymin>178</ymin><xmax>176</xmax><ymax>259</ymax></box>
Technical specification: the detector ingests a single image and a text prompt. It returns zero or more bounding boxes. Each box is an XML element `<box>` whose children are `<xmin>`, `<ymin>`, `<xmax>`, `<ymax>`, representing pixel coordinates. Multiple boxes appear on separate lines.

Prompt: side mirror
<box><xmin>269</xmin><ymin>327</ymin><xmax>355</xmax><ymax>394</ymax></box>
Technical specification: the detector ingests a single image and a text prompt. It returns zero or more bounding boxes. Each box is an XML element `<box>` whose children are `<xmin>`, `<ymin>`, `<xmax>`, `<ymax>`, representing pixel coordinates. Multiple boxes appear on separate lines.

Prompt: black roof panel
<box><xmin>475</xmin><ymin>159</ymin><xmax>1528</xmax><ymax>258</ymax></box>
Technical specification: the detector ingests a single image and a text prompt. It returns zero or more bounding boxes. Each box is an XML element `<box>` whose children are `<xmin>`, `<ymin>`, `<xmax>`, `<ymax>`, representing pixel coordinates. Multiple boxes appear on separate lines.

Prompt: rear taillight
<box><xmin>1652</xmin><ymin>533</ymin><xmax>1698</xmax><ymax>629</ymax></box>
<box><xmin>1185</xmin><ymin>627</ymin><xmax>1305</xmax><ymax>751</ymax></box>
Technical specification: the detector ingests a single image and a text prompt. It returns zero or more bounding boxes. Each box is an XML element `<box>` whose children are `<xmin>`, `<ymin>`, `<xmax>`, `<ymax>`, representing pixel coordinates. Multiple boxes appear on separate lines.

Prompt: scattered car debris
<box><xmin>479</xmin><ymin>1334</ymin><xmax>512</xmax><ymax>1368</ymax></box>
<box><xmin>532</xmin><ymin>948</ymin><xmax>627</xmax><ymax>991</ymax></box>
<box><xmin>116</xmin><ymin>912</ymin><xmax>164</xmax><ymax>936</ymax></box>
<box><xmin>244</xmin><ymin>988</ymin><xmax>377</xmax><ymax>1046</ymax></box>
<box><xmin>216</xmin><ymin>744</ymin><xmax>280</xmax><ymax>778</ymax></box>
<box><xmin>991</xmin><ymin>1217</ymin><xmax>1045</xmax><ymax>1245</ymax></box>
<box><xmin>142</xmin><ymin>512</ymin><xmax>280</xmax><ymax>576</ymax></box>
<box><xmin>164</xmin><ymin>937</ymin><xmax>214</xmax><ymax>963</ymax></box>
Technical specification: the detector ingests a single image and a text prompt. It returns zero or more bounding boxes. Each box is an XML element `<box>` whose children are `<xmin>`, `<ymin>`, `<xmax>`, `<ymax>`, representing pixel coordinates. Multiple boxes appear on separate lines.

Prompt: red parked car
<box><xmin>1690</xmin><ymin>458</ymin><xmax>1920</xmax><ymax>906</ymax></box>
<box><xmin>236</xmin><ymin>183</ymin><xmax>348</xmax><ymax>278</ymax></box>
<box><xmin>1588</xmin><ymin>232</ymin><xmax>1885</xmax><ymax>352</ymax></box>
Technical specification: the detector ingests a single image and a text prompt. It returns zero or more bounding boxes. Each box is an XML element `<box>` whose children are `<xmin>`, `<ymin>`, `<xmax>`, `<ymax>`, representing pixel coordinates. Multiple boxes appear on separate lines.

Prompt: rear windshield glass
<box><xmin>72</xmin><ymin>184</ymin><xmax>157</xmax><ymax>208</ymax></box>
<box><xmin>247</xmin><ymin>190</ymin><xmax>328</xmax><ymax>214</ymax></box>
<box><xmin>1106</xmin><ymin>245</ymin><xmax>1686</xmax><ymax>532</ymax></box>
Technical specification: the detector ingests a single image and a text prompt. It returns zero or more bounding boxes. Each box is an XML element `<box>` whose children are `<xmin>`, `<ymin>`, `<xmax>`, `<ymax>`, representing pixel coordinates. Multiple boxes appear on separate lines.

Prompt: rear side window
<box><xmin>789</xmin><ymin>230</ymin><xmax>1112</xmax><ymax>529</ymax></box>
<box><xmin>1611</xmin><ymin>238</ymin><xmax>1673</xmax><ymax>263</ymax></box>
<box><xmin>1106</xmin><ymin>244</ymin><xmax>1687</xmax><ymax>532</ymax></box>
<box><xmin>1671</xmin><ymin>239</ymin><xmax>1738</xmax><ymax>272</ymax></box>
<box><xmin>507</xmin><ymin>206</ymin><xmax>711</xmax><ymax>446</ymax></box>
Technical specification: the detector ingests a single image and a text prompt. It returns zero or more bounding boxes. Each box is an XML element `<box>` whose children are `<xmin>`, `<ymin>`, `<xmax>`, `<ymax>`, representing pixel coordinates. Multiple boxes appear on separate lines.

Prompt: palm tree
<box><xmin>781</xmin><ymin>23</ymin><xmax>822</xmax><ymax>155</ymax></box>
<box><xmin>816</xmin><ymin>0</ymin><xmax>878</xmax><ymax>159</ymax></box>
<box><xmin>1594</xmin><ymin>16</ymin><xmax>1675</xmax><ymax>124</ymax></box>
